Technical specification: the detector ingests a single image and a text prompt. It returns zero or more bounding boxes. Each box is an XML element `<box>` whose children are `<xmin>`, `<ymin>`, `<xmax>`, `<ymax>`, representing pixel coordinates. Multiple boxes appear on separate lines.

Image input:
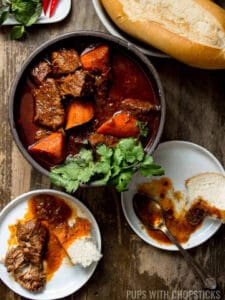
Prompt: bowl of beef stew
<box><xmin>9</xmin><ymin>31</ymin><xmax>165</xmax><ymax>189</ymax></box>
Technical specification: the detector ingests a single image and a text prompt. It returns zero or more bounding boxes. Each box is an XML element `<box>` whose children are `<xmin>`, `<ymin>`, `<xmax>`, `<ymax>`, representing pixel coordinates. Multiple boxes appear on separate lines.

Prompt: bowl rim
<box><xmin>8</xmin><ymin>30</ymin><xmax>166</xmax><ymax>178</ymax></box>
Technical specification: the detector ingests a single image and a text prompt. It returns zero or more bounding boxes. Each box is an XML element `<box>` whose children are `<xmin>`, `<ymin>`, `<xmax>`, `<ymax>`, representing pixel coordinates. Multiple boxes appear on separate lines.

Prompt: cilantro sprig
<box><xmin>0</xmin><ymin>0</ymin><xmax>42</xmax><ymax>39</ymax></box>
<box><xmin>137</xmin><ymin>120</ymin><xmax>149</xmax><ymax>138</ymax></box>
<box><xmin>50</xmin><ymin>138</ymin><xmax>164</xmax><ymax>193</ymax></box>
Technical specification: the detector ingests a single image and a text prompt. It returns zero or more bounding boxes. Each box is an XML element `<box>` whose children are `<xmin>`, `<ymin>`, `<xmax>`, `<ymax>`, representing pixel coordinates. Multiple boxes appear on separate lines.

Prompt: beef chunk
<box><xmin>32</xmin><ymin>78</ymin><xmax>65</xmax><ymax>130</ymax></box>
<box><xmin>5</xmin><ymin>247</ymin><xmax>46</xmax><ymax>291</ymax></box>
<box><xmin>89</xmin><ymin>133</ymin><xmax>118</xmax><ymax>148</ymax></box>
<box><xmin>58</xmin><ymin>70</ymin><xmax>95</xmax><ymax>98</ymax></box>
<box><xmin>51</xmin><ymin>49</ymin><xmax>81</xmax><ymax>75</ymax></box>
<box><xmin>16</xmin><ymin>220</ymin><xmax>48</xmax><ymax>264</ymax></box>
<box><xmin>95</xmin><ymin>69</ymin><xmax>111</xmax><ymax>100</ymax></box>
<box><xmin>121</xmin><ymin>98</ymin><xmax>160</xmax><ymax>115</ymax></box>
<box><xmin>35</xmin><ymin>128</ymin><xmax>65</xmax><ymax>141</ymax></box>
<box><xmin>31</xmin><ymin>61</ymin><xmax>51</xmax><ymax>85</ymax></box>
<box><xmin>67</xmin><ymin>134</ymin><xmax>89</xmax><ymax>155</ymax></box>
<box><xmin>5</xmin><ymin>246</ymin><xmax>28</xmax><ymax>273</ymax></box>
<box><xmin>35</xmin><ymin>128</ymin><xmax>52</xmax><ymax>141</ymax></box>
<box><xmin>15</xmin><ymin>264</ymin><xmax>46</xmax><ymax>292</ymax></box>
<box><xmin>4</xmin><ymin>220</ymin><xmax>47</xmax><ymax>292</ymax></box>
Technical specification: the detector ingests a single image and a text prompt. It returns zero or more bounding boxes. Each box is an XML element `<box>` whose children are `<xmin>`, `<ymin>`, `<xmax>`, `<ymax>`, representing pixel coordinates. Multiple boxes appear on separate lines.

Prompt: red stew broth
<box><xmin>15</xmin><ymin>46</ymin><xmax>161</xmax><ymax>170</ymax></box>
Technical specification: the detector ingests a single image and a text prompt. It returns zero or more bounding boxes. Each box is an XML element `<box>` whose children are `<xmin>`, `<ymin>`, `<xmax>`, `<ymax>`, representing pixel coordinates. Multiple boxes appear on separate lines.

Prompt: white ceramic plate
<box><xmin>2</xmin><ymin>0</ymin><xmax>71</xmax><ymax>25</ymax></box>
<box><xmin>121</xmin><ymin>140</ymin><xmax>225</xmax><ymax>251</ymax></box>
<box><xmin>0</xmin><ymin>189</ymin><xmax>101</xmax><ymax>300</ymax></box>
<box><xmin>92</xmin><ymin>0</ymin><xmax>168</xmax><ymax>58</ymax></box>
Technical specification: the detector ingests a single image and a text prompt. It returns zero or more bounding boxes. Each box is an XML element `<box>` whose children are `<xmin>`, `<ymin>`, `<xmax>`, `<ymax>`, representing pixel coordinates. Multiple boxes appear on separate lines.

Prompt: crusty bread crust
<box><xmin>101</xmin><ymin>0</ymin><xmax>225</xmax><ymax>69</ymax></box>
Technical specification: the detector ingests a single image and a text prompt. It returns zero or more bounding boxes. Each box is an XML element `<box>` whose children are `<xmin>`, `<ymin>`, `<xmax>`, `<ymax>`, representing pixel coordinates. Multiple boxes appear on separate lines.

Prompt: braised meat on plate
<box><xmin>5</xmin><ymin>220</ymin><xmax>48</xmax><ymax>292</ymax></box>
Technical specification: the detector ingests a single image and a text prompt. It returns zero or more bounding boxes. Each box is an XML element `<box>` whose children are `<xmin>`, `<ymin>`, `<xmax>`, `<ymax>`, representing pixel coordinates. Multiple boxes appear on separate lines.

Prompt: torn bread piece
<box><xmin>185</xmin><ymin>172</ymin><xmax>225</xmax><ymax>224</ymax></box>
<box><xmin>51</xmin><ymin>205</ymin><xmax>102</xmax><ymax>268</ymax></box>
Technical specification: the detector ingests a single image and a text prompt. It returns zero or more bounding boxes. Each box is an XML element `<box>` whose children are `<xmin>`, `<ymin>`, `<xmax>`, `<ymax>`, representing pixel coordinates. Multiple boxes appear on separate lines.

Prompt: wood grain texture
<box><xmin>0</xmin><ymin>1</ymin><xmax>225</xmax><ymax>299</ymax></box>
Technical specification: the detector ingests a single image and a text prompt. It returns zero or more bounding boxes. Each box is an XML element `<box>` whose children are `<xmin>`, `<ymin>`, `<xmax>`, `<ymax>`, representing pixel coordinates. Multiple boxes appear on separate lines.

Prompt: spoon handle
<box><xmin>161</xmin><ymin>225</ymin><xmax>217</xmax><ymax>290</ymax></box>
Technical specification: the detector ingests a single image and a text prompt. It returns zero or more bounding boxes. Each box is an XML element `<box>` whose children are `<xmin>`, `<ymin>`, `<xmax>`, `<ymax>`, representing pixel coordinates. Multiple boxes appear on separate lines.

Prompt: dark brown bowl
<box><xmin>9</xmin><ymin>31</ymin><xmax>166</xmax><ymax>178</ymax></box>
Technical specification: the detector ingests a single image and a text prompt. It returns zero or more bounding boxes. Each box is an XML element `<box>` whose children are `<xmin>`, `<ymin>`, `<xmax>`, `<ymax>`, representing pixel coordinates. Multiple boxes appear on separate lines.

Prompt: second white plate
<box><xmin>121</xmin><ymin>140</ymin><xmax>225</xmax><ymax>250</ymax></box>
<box><xmin>0</xmin><ymin>189</ymin><xmax>101</xmax><ymax>300</ymax></box>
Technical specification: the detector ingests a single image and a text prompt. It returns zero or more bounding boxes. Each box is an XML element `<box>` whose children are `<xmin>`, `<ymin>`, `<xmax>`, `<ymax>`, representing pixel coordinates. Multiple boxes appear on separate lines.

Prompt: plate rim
<box><xmin>0</xmin><ymin>189</ymin><xmax>102</xmax><ymax>300</ymax></box>
<box><xmin>92</xmin><ymin>0</ymin><xmax>169</xmax><ymax>58</ymax></box>
<box><xmin>121</xmin><ymin>140</ymin><xmax>225</xmax><ymax>251</ymax></box>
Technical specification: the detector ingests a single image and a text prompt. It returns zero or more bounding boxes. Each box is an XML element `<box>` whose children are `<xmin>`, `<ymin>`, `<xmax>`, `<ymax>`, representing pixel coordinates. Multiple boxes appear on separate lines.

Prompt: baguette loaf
<box><xmin>101</xmin><ymin>0</ymin><xmax>225</xmax><ymax>69</ymax></box>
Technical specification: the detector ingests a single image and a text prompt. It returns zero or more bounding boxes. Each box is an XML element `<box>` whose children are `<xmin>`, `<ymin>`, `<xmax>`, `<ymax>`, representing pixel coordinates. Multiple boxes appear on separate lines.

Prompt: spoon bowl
<box><xmin>133</xmin><ymin>193</ymin><xmax>165</xmax><ymax>230</ymax></box>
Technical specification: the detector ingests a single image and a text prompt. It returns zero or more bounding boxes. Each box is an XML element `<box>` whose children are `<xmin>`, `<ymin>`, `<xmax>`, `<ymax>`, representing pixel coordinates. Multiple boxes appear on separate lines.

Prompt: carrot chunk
<box><xmin>81</xmin><ymin>45</ymin><xmax>110</xmax><ymax>73</ymax></box>
<box><xmin>29</xmin><ymin>132</ymin><xmax>65</xmax><ymax>164</ymax></box>
<box><xmin>65</xmin><ymin>100</ymin><xmax>94</xmax><ymax>130</ymax></box>
<box><xmin>97</xmin><ymin>112</ymin><xmax>139</xmax><ymax>138</ymax></box>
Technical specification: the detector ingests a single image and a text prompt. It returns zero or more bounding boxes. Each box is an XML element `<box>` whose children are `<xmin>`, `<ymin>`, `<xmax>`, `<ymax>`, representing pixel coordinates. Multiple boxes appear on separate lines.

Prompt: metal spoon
<box><xmin>133</xmin><ymin>193</ymin><xmax>217</xmax><ymax>290</ymax></box>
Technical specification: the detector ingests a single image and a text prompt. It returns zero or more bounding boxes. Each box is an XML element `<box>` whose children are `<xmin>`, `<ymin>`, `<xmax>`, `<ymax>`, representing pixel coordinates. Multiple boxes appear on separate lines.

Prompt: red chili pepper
<box><xmin>43</xmin><ymin>0</ymin><xmax>51</xmax><ymax>15</ymax></box>
<box><xmin>49</xmin><ymin>0</ymin><xmax>59</xmax><ymax>17</ymax></box>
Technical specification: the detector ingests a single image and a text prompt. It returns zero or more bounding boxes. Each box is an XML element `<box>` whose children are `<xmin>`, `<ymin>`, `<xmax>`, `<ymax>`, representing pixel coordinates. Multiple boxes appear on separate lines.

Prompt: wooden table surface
<box><xmin>0</xmin><ymin>1</ymin><xmax>225</xmax><ymax>300</ymax></box>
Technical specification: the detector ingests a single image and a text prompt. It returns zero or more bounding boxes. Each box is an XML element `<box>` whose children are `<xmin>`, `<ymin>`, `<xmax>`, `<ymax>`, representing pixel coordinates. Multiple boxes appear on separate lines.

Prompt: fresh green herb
<box><xmin>10</xmin><ymin>24</ymin><xmax>25</xmax><ymax>39</ymax></box>
<box><xmin>137</xmin><ymin>120</ymin><xmax>149</xmax><ymax>138</ymax></box>
<box><xmin>0</xmin><ymin>10</ymin><xmax>9</xmax><ymax>25</ymax></box>
<box><xmin>0</xmin><ymin>0</ymin><xmax>42</xmax><ymax>39</ymax></box>
<box><xmin>50</xmin><ymin>138</ymin><xmax>164</xmax><ymax>193</ymax></box>
<box><xmin>0</xmin><ymin>0</ymin><xmax>9</xmax><ymax>25</ymax></box>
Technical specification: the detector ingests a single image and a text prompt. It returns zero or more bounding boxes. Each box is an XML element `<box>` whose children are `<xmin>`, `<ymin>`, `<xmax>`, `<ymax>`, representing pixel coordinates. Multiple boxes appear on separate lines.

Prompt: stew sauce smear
<box><xmin>27</xmin><ymin>194</ymin><xmax>91</xmax><ymax>280</ymax></box>
<box><xmin>16</xmin><ymin>44</ymin><xmax>161</xmax><ymax>170</ymax></box>
<box><xmin>136</xmin><ymin>178</ymin><xmax>203</xmax><ymax>244</ymax></box>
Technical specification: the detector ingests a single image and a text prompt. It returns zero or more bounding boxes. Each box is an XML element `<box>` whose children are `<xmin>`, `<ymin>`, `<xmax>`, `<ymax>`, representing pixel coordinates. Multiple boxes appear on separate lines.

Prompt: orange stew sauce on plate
<box><xmin>8</xmin><ymin>194</ymin><xmax>91</xmax><ymax>280</ymax></box>
<box><xmin>136</xmin><ymin>178</ymin><xmax>204</xmax><ymax>245</ymax></box>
